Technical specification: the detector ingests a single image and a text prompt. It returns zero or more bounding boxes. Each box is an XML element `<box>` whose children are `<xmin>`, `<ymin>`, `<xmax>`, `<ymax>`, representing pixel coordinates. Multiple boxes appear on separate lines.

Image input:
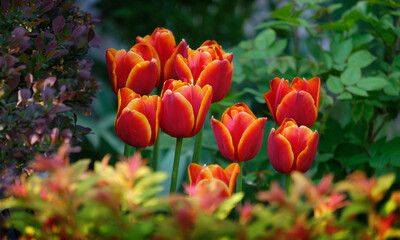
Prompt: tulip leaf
<box><xmin>340</xmin><ymin>66</ymin><xmax>361</xmax><ymax>86</ymax></box>
<box><xmin>327</xmin><ymin>75</ymin><xmax>344</xmax><ymax>94</ymax></box>
<box><xmin>346</xmin><ymin>86</ymin><xmax>368</xmax><ymax>97</ymax></box>
<box><xmin>348</xmin><ymin>50</ymin><xmax>376</xmax><ymax>68</ymax></box>
<box><xmin>357</xmin><ymin>77</ymin><xmax>388</xmax><ymax>91</ymax></box>
<box><xmin>254</xmin><ymin>29</ymin><xmax>276</xmax><ymax>50</ymax></box>
<box><xmin>332</xmin><ymin>39</ymin><xmax>353</xmax><ymax>63</ymax></box>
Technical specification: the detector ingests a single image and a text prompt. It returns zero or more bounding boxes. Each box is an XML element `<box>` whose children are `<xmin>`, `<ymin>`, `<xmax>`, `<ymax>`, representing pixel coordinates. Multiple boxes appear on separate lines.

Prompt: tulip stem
<box><xmin>124</xmin><ymin>144</ymin><xmax>132</xmax><ymax>158</ymax></box>
<box><xmin>192</xmin><ymin>126</ymin><xmax>204</xmax><ymax>164</ymax></box>
<box><xmin>170</xmin><ymin>137</ymin><xmax>183</xmax><ymax>193</ymax></box>
<box><xmin>236</xmin><ymin>162</ymin><xmax>243</xmax><ymax>193</ymax></box>
<box><xmin>286</xmin><ymin>174</ymin><xmax>291</xmax><ymax>194</ymax></box>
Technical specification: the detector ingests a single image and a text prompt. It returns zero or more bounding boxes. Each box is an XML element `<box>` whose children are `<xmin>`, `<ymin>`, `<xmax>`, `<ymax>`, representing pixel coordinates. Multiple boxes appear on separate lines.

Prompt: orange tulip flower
<box><xmin>165</xmin><ymin>40</ymin><xmax>233</xmax><ymax>103</ymax></box>
<box><xmin>106</xmin><ymin>43</ymin><xmax>160</xmax><ymax>95</ymax></box>
<box><xmin>160</xmin><ymin>80</ymin><xmax>212</xmax><ymax>138</ymax></box>
<box><xmin>136</xmin><ymin>27</ymin><xmax>177</xmax><ymax>87</ymax></box>
<box><xmin>211</xmin><ymin>103</ymin><xmax>267</xmax><ymax>162</ymax></box>
<box><xmin>187</xmin><ymin>163</ymin><xmax>240</xmax><ymax>196</ymax></box>
<box><xmin>263</xmin><ymin>77</ymin><xmax>320</xmax><ymax>127</ymax></box>
<box><xmin>114</xmin><ymin>88</ymin><xmax>161</xmax><ymax>148</ymax></box>
<box><xmin>268</xmin><ymin>118</ymin><xmax>319</xmax><ymax>174</ymax></box>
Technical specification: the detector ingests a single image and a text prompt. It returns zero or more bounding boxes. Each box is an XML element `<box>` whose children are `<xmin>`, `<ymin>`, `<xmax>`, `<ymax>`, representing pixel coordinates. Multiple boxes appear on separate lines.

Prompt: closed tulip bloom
<box><xmin>188</xmin><ymin>163</ymin><xmax>240</xmax><ymax>196</ymax></box>
<box><xmin>136</xmin><ymin>27</ymin><xmax>177</xmax><ymax>87</ymax></box>
<box><xmin>114</xmin><ymin>88</ymin><xmax>161</xmax><ymax>148</ymax></box>
<box><xmin>268</xmin><ymin>118</ymin><xmax>319</xmax><ymax>174</ymax></box>
<box><xmin>106</xmin><ymin>42</ymin><xmax>160</xmax><ymax>95</ymax></box>
<box><xmin>263</xmin><ymin>77</ymin><xmax>320</xmax><ymax>127</ymax></box>
<box><xmin>211</xmin><ymin>103</ymin><xmax>267</xmax><ymax>162</ymax></box>
<box><xmin>160</xmin><ymin>80</ymin><xmax>212</xmax><ymax>138</ymax></box>
<box><xmin>165</xmin><ymin>40</ymin><xmax>233</xmax><ymax>103</ymax></box>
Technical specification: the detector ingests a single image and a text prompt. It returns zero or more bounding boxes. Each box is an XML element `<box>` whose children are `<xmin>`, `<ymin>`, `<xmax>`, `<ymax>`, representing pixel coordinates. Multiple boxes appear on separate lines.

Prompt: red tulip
<box><xmin>268</xmin><ymin>118</ymin><xmax>319</xmax><ymax>174</ymax></box>
<box><xmin>211</xmin><ymin>103</ymin><xmax>267</xmax><ymax>162</ymax></box>
<box><xmin>136</xmin><ymin>27</ymin><xmax>177</xmax><ymax>87</ymax></box>
<box><xmin>106</xmin><ymin>43</ymin><xmax>160</xmax><ymax>95</ymax></box>
<box><xmin>160</xmin><ymin>80</ymin><xmax>212</xmax><ymax>138</ymax></box>
<box><xmin>114</xmin><ymin>88</ymin><xmax>161</xmax><ymax>148</ymax></box>
<box><xmin>187</xmin><ymin>163</ymin><xmax>240</xmax><ymax>196</ymax></box>
<box><xmin>263</xmin><ymin>77</ymin><xmax>320</xmax><ymax>127</ymax></box>
<box><xmin>164</xmin><ymin>40</ymin><xmax>233</xmax><ymax>103</ymax></box>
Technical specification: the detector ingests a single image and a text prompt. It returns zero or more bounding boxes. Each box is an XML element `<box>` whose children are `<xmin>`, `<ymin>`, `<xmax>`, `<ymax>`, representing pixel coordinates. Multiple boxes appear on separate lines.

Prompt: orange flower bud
<box><xmin>263</xmin><ymin>77</ymin><xmax>320</xmax><ymax>127</ymax></box>
<box><xmin>268</xmin><ymin>118</ymin><xmax>319</xmax><ymax>174</ymax></box>
<box><xmin>114</xmin><ymin>88</ymin><xmax>161</xmax><ymax>148</ymax></box>
<box><xmin>160</xmin><ymin>80</ymin><xmax>212</xmax><ymax>138</ymax></box>
<box><xmin>106</xmin><ymin>43</ymin><xmax>160</xmax><ymax>95</ymax></box>
<box><xmin>211</xmin><ymin>103</ymin><xmax>267</xmax><ymax>162</ymax></box>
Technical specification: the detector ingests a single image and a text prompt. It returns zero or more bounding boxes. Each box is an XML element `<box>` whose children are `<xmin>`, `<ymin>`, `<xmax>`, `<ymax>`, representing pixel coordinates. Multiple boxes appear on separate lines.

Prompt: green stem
<box><xmin>236</xmin><ymin>162</ymin><xmax>243</xmax><ymax>193</ymax></box>
<box><xmin>286</xmin><ymin>174</ymin><xmax>291</xmax><ymax>194</ymax></box>
<box><xmin>191</xmin><ymin>126</ymin><xmax>204</xmax><ymax>164</ymax></box>
<box><xmin>124</xmin><ymin>144</ymin><xmax>131</xmax><ymax>158</ymax></box>
<box><xmin>170</xmin><ymin>138</ymin><xmax>183</xmax><ymax>193</ymax></box>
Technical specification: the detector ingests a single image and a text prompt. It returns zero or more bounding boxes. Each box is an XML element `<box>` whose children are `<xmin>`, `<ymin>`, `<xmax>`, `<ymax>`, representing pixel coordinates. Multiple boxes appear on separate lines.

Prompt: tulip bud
<box><xmin>211</xmin><ymin>103</ymin><xmax>267</xmax><ymax>162</ymax></box>
<box><xmin>160</xmin><ymin>80</ymin><xmax>212</xmax><ymax>138</ymax></box>
<box><xmin>114</xmin><ymin>88</ymin><xmax>161</xmax><ymax>148</ymax></box>
<box><xmin>263</xmin><ymin>77</ymin><xmax>320</xmax><ymax>127</ymax></box>
<box><xmin>268</xmin><ymin>118</ymin><xmax>319</xmax><ymax>174</ymax></box>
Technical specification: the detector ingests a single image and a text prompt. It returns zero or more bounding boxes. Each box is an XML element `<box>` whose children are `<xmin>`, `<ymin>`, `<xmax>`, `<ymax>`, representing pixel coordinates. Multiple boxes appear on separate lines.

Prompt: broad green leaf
<box><xmin>363</xmin><ymin>103</ymin><xmax>374</xmax><ymax>122</ymax></box>
<box><xmin>352</xmin><ymin>102</ymin><xmax>364</xmax><ymax>122</ymax></box>
<box><xmin>357</xmin><ymin>77</ymin><xmax>388</xmax><ymax>91</ymax></box>
<box><xmin>340</xmin><ymin>67</ymin><xmax>361</xmax><ymax>86</ymax></box>
<box><xmin>322</xmin><ymin>51</ymin><xmax>332</xmax><ymax>69</ymax></box>
<box><xmin>270</xmin><ymin>3</ymin><xmax>293</xmax><ymax>19</ymax></box>
<box><xmin>267</xmin><ymin>60</ymin><xmax>279</xmax><ymax>74</ymax></box>
<box><xmin>348</xmin><ymin>50</ymin><xmax>376</xmax><ymax>68</ymax></box>
<box><xmin>327</xmin><ymin>75</ymin><xmax>344</xmax><ymax>94</ymax></box>
<box><xmin>254</xmin><ymin>29</ymin><xmax>276</xmax><ymax>50</ymax></box>
<box><xmin>315</xmin><ymin>153</ymin><xmax>333</xmax><ymax>162</ymax></box>
<box><xmin>346</xmin><ymin>86</ymin><xmax>368</xmax><ymax>97</ymax></box>
<box><xmin>239</xmin><ymin>40</ymin><xmax>252</xmax><ymax>50</ymax></box>
<box><xmin>215</xmin><ymin>192</ymin><xmax>244</xmax><ymax>219</ymax></box>
<box><xmin>337</xmin><ymin>92</ymin><xmax>352</xmax><ymax>100</ymax></box>
<box><xmin>332</xmin><ymin>39</ymin><xmax>353</xmax><ymax>63</ymax></box>
<box><xmin>241</xmin><ymin>50</ymin><xmax>266</xmax><ymax>60</ymax></box>
<box><xmin>352</xmin><ymin>34</ymin><xmax>374</xmax><ymax>48</ymax></box>
<box><xmin>266</xmin><ymin>39</ymin><xmax>287</xmax><ymax>57</ymax></box>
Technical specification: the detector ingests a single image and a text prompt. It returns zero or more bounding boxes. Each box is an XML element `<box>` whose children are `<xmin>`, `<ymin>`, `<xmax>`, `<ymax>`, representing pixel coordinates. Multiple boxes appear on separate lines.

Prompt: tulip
<box><xmin>136</xmin><ymin>27</ymin><xmax>177</xmax><ymax>87</ymax></box>
<box><xmin>263</xmin><ymin>77</ymin><xmax>320</xmax><ymax>127</ymax></box>
<box><xmin>106</xmin><ymin>43</ymin><xmax>160</xmax><ymax>95</ymax></box>
<box><xmin>114</xmin><ymin>88</ymin><xmax>161</xmax><ymax>148</ymax></box>
<box><xmin>187</xmin><ymin>163</ymin><xmax>240</xmax><ymax>196</ymax></box>
<box><xmin>268</xmin><ymin>118</ymin><xmax>319</xmax><ymax>174</ymax></box>
<box><xmin>211</xmin><ymin>103</ymin><xmax>267</xmax><ymax>162</ymax></box>
<box><xmin>160</xmin><ymin>80</ymin><xmax>212</xmax><ymax>138</ymax></box>
<box><xmin>165</xmin><ymin>40</ymin><xmax>233</xmax><ymax>103</ymax></box>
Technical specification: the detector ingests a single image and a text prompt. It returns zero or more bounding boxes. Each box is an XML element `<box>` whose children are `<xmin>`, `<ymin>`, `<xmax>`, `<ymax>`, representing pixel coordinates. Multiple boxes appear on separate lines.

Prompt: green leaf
<box><xmin>352</xmin><ymin>102</ymin><xmax>364</xmax><ymax>122</ymax></box>
<box><xmin>337</xmin><ymin>92</ymin><xmax>352</xmax><ymax>100</ymax></box>
<box><xmin>254</xmin><ymin>29</ymin><xmax>276</xmax><ymax>50</ymax></box>
<box><xmin>348</xmin><ymin>50</ymin><xmax>376</xmax><ymax>68</ymax></box>
<box><xmin>346</xmin><ymin>86</ymin><xmax>368</xmax><ymax>97</ymax></box>
<box><xmin>357</xmin><ymin>77</ymin><xmax>388</xmax><ymax>91</ymax></box>
<box><xmin>327</xmin><ymin>75</ymin><xmax>344</xmax><ymax>94</ymax></box>
<box><xmin>340</xmin><ymin>67</ymin><xmax>361</xmax><ymax>86</ymax></box>
<box><xmin>315</xmin><ymin>153</ymin><xmax>333</xmax><ymax>162</ymax></box>
<box><xmin>372</xmin><ymin>173</ymin><xmax>396</xmax><ymax>198</ymax></box>
<box><xmin>270</xmin><ymin>3</ymin><xmax>293</xmax><ymax>19</ymax></box>
<box><xmin>266</xmin><ymin>39</ymin><xmax>287</xmax><ymax>57</ymax></box>
<box><xmin>363</xmin><ymin>103</ymin><xmax>374</xmax><ymax>122</ymax></box>
<box><xmin>332</xmin><ymin>39</ymin><xmax>353</xmax><ymax>63</ymax></box>
<box><xmin>215</xmin><ymin>192</ymin><xmax>244</xmax><ymax>220</ymax></box>
<box><xmin>241</xmin><ymin>50</ymin><xmax>266</xmax><ymax>60</ymax></box>
<box><xmin>352</xmin><ymin>34</ymin><xmax>374</xmax><ymax>48</ymax></box>
<box><xmin>321</xmin><ymin>51</ymin><xmax>332</xmax><ymax>69</ymax></box>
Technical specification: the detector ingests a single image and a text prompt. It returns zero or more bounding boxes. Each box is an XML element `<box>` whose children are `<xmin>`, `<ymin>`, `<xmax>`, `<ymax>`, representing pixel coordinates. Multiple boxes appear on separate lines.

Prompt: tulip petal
<box><xmin>226</xmin><ymin>112</ymin><xmax>255</xmax><ymax>149</ymax></box>
<box><xmin>115</xmin><ymin>109</ymin><xmax>151</xmax><ymax>148</ymax></box>
<box><xmin>237</xmin><ymin>117</ymin><xmax>267</xmax><ymax>161</ymax></box>
<box><xmin>126</xmin><ymin>59</ymin><xmax>158</xmax><ymax>95</ymax></box>
<box><xmin>188</xmin><ymin>163</ymin><xmax>203</xmax><ymax>186</ymax></box>
<box><xmin>188</xmin><ymin>51</ymin><xmax>212</xmax><ymax>83</ymax></box>
<box><xmin>142</xmin><ymin>95</ymin><xmax>161</xmax><ymax>146</ymax></box>
<box><xmin>308</xmin><ymin>77</ymin><xmax>321</xmax><ymax>111</ymax></box>
<box><xmin>276</xmin><ymin>91</ymin><xmax>317</xmax><ymax>128</ymax></box>
<box><xmin>106</xmin><ymin>48</ymin><xmax>117</xmax><ymax>93</ymax></box>
<box><xmin>175</xmin><ymin>54</ymin><xmax>193</xmax><ymax>83</ymax></box>
<box><xmin>224</xmin><ymin>163</ymin><xmax>240</xmax><ymax>195</ymax></box>
<box><xmin>192</xmin><ymin>85</ymin><xmax>212</xmax><ymax>136</ymax></box>
<box><xmin>116</xmin><ymin>88</ymin><xmax>138</xmax><ymax>118</ymax></box>
<box><xmin>164</xmin><ymin>40</ymin><xmax>189</xmax><ymax>84</ymax></box>
<box><xmin>263</xmin><ymin>78</ymin><xmax>293</xmax><ymax>125</ymax></box>
<box><xmin>208</xmin><ymin>165</ymin><xmax>229</xmax><ymax>186</ymax></box>
<box><xmin>268</xmin><ymin>129</ymin><xmax>294</xmax><ymax>174</ymax></box>
<box><xmin>160</xmin><ymin>90</ymin><xmax>195</xmax><ymax>138</ymax></box>
<box><xmin>211</xmin><ymin>117</ymin><xmax>235</xmax><ymax>162</ymax></box>
<box><xmin>296</xmin><ymin>130</ymin><xmax>319</xmax><ymax>173</ymax></box>
<box><xmin>196</xmin><ymin>59</ymin><xmax>233</xmax><ymax>103</ymax></box>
